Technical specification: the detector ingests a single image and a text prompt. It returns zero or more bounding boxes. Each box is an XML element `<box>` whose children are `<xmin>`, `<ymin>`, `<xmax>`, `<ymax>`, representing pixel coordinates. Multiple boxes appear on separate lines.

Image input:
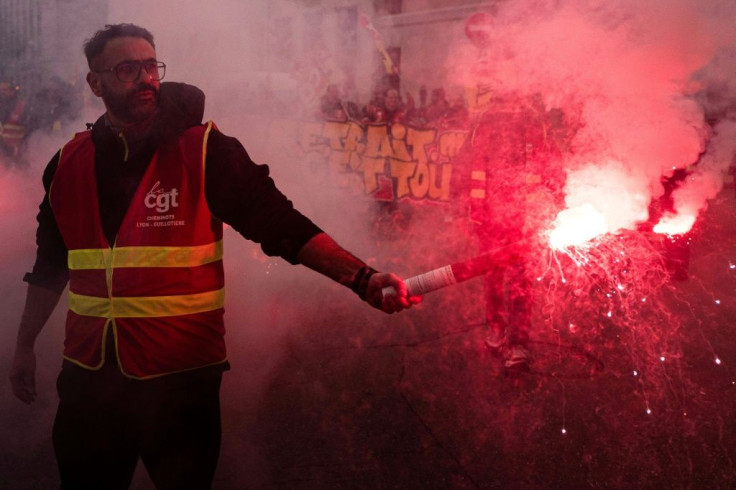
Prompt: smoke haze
<box><xmin>449</xmin><ymin>0</ymin><xmax>736</xmax><ymax>234</ymax></box>
<box><xmin>2</xmin><ymin>0</ymin><xmax>736</xmax><ymax>487</ymax></box>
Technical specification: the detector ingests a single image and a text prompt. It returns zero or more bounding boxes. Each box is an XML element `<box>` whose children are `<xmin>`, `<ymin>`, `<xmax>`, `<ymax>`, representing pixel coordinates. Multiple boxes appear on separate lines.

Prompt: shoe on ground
<box><xmin>504</xmin><ymin>344</ymin><xmax>531</xmax><ymax>370</ymax></box>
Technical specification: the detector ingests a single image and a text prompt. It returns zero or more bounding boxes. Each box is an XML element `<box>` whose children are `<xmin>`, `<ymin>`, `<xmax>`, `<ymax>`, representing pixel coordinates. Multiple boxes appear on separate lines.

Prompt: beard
<box><xmin>101</xmin><ymin>82</ymin><xmax>160</xmax><ymax>125</ymax></box>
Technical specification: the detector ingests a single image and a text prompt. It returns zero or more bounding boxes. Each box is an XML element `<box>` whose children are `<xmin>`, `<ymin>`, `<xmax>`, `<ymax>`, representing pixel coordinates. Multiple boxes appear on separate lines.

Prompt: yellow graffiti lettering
<box><xmin>390</xmin><ymin>160</ymin><xmax>417</xmax><ymax>199</ymax></box>
<box><xmin>268</xmin><ymin>118</ymin><xmax>466</xmax><ymax>203</ymax></box>
<box><xmin>322</xmin><ymin>121</ymin><xmax>350</xmax><ymax>150</ymax></box>
<box><xmin>406</xmin><ymin>127</ymin><xmax>436</xmax><ymax>165</ymax></box>
<box><xmin>343</xmin><ymin>122</ymin><xmax>365</xmax><ymax>153</ymax></box>
<box><xmin>429</xmin><ymin>163</ymin><xmax>452</xmax><ymax>200</ymax></box>
<box><xmin>410</xmin><ymin>162</ymin><xmax>430</xmax><ymax>198</ymax></box>
<box><xmin>404</xmin><ymin>163</ymin><xmax>452</xmax><ymax>201</ymax></box>
<box><xmin>362</xmin><ymin>155</ymin><xmax>387</xmax><ymax>194</ymax></box>
<box><xmin>347</xmin><ymin>150</ymin><xmax>363</xmax><ymax>172</ymax></box>
<box><xmin>438</xmin><ymin>132</ymin><xmax>467</xmax><ymax>159</ymax></box>
<box><xmin>389</xmin><ymin>123</ymin><xmax>412</xmax><ymax>162</ymax></box>
<box><xmin>328</xmin><ymin>147</ymin><xmax>351</xmax><ymax>176</ymax></box>
<box><xmin>465</xmin><ymin>84</ymin><xmax>493</xmax><ymax>114</ymax></box>
<box><xmin>364</xmin><ymin>125</ymin><xmax>393</xmax><ymax>158</ymax></box>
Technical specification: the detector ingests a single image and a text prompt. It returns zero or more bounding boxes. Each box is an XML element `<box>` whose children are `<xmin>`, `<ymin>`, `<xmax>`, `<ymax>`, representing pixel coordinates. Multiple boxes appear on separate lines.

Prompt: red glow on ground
<box><xmin>548</xmin><ymin>204</ymin><xmax>609</xmax><ymax>249</ymax></box>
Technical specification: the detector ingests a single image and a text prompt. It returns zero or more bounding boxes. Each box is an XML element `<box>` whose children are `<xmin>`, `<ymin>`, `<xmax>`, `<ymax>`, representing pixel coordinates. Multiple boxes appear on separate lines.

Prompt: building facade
<box><xmin>0</xmin><ymin>0</ymin><xmax>107</xmax><ymax>100</ymax></box>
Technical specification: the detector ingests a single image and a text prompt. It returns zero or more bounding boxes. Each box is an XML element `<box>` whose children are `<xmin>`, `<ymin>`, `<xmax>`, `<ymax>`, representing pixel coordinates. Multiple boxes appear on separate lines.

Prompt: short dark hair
<box><xmin>83</xmin><ymin>24</ymin><xmax>155</xmax><ymax>68</ymax></box>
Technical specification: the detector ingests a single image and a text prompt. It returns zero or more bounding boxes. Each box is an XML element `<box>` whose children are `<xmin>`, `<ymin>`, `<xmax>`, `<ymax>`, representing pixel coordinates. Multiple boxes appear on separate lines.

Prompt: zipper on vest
<box><xmin>117</xmin><ymin>131</ymin><xmax>130</xmax><ymax>162</ymax></box>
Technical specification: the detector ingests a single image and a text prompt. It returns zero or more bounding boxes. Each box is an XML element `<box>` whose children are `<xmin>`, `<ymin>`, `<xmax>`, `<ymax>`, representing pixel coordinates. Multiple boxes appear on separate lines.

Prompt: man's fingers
<box><xmin>16</xmin><ymin>390</ymin><xmax>35</xmax><ymax>404</ymax></box>
<box><xmin>11</xmin><ymin>379</ymin><xmax>35</xmax><ymax>404</ymax></box>
<box><xmin>10</xmin><ymin>362</ymin><xmax>37</xmax><ymax>404</ymax></box>
<box><xmin>367</xmin><ymin>272</ymin><xmax>422</xmax><ymax>313</ymax></box>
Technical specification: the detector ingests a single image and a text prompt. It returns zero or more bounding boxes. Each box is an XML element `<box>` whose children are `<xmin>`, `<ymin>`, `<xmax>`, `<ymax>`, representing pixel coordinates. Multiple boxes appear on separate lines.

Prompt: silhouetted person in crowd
<box><xmin>27</xmin><ymin>76</ymin><xmax>83</xmax><ymax>133</ymax></box>
<box><xmin>0</xmin><ymin>81</ymin><xmax>28</xmax><ymax>158</ymax></box>
<box><xmin>362</xmin><ymin>86</ymin><xmax>387</xmax><ymax>124</ymax></box>
<box><xmin>443</xmin><ymin>94</ymin><xmax>470</xmax><ymax>127</ymax></box>
<box><xmin>457</xmin><ymin>92</ymin><xmax>565</xmax><ymax>371</ymax></box>
<box><xmin>319</xmin><ymin>83</ymin><xmax>345</xmax><ymax>121</ymax></box>
<box><xmin>382</xmin><ymin>88</ymin><xmax>405</xmax><ymax>124</ymax></box>
<box><xmin>424</xmin><ymin>87</ymin><xmax>450</xmax><ymax>123</ymax></box>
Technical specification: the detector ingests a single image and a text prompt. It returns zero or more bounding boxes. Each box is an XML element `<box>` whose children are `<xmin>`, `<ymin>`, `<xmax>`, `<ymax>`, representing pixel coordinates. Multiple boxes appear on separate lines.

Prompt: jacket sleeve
<box><xmin>23</xmin><ymin>151</ymin><xmax>70</xmax><ymax>293</ymax></box>
<box><xmin>204</xmin><ymin>129</ymin><xmax>322</xmax><ymax>264</ymax></box>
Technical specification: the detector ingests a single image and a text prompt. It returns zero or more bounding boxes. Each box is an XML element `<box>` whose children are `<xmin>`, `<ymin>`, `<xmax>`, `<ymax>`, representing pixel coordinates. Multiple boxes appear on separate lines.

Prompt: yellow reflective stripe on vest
<box><xmin>68</xmin><ymin>288</ymin><xmax>225</xmax><ymax>318</ymax></box>
<box><xmin>68</xmin><ymin>241</ymin><xmax>223</xmax><ymax>270</ymax></box>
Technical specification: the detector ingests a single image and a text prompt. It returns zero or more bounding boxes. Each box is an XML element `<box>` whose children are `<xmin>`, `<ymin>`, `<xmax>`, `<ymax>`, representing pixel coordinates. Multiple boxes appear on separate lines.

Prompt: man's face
<box><xmin>86</xmin><ymin>36</ymin><xmax>160</xmax><ymax>126</ymax></box>
<box><xmin>385</xmin><ymin>89</ymin><xmax>400</xmax><ymax>110</ymax></box>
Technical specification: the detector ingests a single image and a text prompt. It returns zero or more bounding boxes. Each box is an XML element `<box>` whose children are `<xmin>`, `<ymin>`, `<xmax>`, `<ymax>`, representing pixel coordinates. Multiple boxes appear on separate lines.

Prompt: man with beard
<box><xmin>9</xmin><ymin>24</ymin><xmax>420</xmax><ymax>489</ymax></box>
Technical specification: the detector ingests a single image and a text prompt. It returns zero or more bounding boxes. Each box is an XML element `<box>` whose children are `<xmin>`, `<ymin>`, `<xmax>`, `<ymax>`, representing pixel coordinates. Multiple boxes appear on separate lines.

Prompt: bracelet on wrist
<box><xmin>350</xmin><ymin>265</ymin><xmax>379</xmax><ymax>301</ymax></box>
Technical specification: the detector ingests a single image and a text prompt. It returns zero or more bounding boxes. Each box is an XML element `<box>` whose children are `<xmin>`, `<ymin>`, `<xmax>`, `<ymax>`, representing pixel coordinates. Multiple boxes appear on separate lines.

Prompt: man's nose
<box><xmin>136</xmin><ymin>66</ymin><xmax>154</xmax><ymax>82</ymax></box>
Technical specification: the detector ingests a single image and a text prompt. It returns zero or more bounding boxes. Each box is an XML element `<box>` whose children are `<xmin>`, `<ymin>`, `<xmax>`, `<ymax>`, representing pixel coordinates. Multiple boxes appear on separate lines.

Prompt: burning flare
<box><xmin>653</xmin><ymin>213</ymin><xmax>696</xmax><ymax>236</ymax></box>
<box><xmin>548</xmin><ymin>204</ymin><xmax>608</xmax><ymax>250</ymax></box>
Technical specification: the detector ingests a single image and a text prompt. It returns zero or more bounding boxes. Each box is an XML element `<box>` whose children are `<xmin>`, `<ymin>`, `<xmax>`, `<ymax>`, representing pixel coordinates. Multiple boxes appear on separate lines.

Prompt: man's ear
<box><xmin>86</xmin><ymin>72</ymin><xmax>103</xmax><ymax>97</ymax></box>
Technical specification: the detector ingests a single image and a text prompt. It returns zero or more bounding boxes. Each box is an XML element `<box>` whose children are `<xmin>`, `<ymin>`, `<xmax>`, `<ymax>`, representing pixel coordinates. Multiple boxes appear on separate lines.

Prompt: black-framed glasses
<box><xmin>95</xmin><ymin>61</ymin><xmax>166</xmax><ymax>82</ymax></box>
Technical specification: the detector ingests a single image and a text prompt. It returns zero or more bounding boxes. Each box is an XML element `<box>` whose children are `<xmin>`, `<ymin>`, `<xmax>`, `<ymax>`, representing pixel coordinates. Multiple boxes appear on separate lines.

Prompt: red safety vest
<box><xmin>50</xmin><ymin>121</ymin><xmax>226</xmax><ymax>379</ymax></box>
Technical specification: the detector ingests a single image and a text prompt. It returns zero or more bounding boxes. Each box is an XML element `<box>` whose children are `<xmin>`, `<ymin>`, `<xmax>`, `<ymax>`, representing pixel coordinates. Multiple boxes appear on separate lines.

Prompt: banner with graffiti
<box><xmin>267</xmin><ymin>118</ymin><xmax>469</xmax><ymax>203</ymax></box>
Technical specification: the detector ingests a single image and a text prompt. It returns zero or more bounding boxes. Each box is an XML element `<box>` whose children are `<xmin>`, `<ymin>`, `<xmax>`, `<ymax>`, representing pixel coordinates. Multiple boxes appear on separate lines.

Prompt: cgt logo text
<box><xmin>145</xmin><ymin>181</ymin><xmax>179</xmax><ymax>213</ymax></box>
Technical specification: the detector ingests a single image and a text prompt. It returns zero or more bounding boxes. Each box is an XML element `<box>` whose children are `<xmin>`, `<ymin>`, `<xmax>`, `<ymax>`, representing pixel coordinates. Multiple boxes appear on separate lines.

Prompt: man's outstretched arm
<box><xmin>9</xmin><ymin>284</ymin><xmax>62</xmax><ymax>404</ymax></box>
<box><xmin>296</xmin><ymin>232</ymin><xmax>421</xmax><ymax>313</ymax></box>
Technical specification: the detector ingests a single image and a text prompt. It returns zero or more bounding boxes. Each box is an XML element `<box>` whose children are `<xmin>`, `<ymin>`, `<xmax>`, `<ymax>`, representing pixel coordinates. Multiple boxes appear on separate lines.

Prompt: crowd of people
<box><xmin>319</xmin><ymin>80</ymin><xmax>470</xmax><ymax>129</ymax></box>
<box><xmin>315</xmin><ymin>69</ymin><xmax>710</xmax><ymax>369</ymax></box>
<box><xmin>0</xmin><ymin>76</ymin><xmax>83</xmax><ymax>164</ymax></box>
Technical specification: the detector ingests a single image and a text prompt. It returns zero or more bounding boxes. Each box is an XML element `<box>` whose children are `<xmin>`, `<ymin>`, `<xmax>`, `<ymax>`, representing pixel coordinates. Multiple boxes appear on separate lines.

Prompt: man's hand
<box><xmin>295</xmin><ymin>233</ymin><xmax>423</xmax><ymax>313</ymax></box>
<box><xmin>365</xmin><ymin>272</ymin><xmax>422</xmax><ymax>313</ymax></box>
<box><xmin>9</xmin><ymin>284</ymin><xmax>62</xmax><ymax>404</ymax></box>
<box><xmin>10</xmin><ymin>347</ymin><xmax>37</xmax><ymax>404</ymax></box>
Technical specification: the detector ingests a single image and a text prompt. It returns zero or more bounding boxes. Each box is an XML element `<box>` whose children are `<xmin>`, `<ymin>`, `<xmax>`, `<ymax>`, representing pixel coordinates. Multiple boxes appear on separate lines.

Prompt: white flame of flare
<box><xmin>548</xmin><ymin>204</ymin><xmax>608</xmax><ymax>250</ymax></box>
<box><xmin>653</xmin><ymin>213</ymin><xmax>696</xmax><ymax>235</ymax></box>
<box><xmin>548</xmin><ymin>160</ymin><xmax>652</xmax><ymax>249</ymax></box>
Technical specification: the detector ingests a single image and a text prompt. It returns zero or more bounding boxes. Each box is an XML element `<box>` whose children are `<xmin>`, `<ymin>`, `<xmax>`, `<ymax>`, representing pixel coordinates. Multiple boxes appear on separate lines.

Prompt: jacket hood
<box><xmin>155</xmin><ymin>81</ymin><xmax>206</xmax><ymax>134</ymax></box>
